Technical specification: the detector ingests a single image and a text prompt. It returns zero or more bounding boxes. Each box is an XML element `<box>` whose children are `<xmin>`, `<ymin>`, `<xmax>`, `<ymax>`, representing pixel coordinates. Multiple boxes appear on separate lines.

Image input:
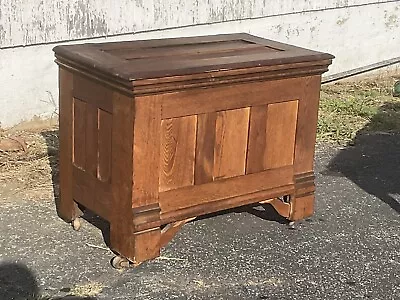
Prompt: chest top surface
<box><xmin>54</xmin><ymin>33</ymin><xmax>333</xmax><ymax>83</ymax></box>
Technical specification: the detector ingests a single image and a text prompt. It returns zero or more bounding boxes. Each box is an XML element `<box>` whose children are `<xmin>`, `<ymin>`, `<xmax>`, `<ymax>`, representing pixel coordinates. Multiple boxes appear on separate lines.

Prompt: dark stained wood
<box><xmin>105</xmin><ymin>40</ymin><xmax>266</xmax><ymax>59</ymax></box>
<box><xmin>160</xmin><ymin>166</ymin><xmax>293</xmax><ymax>213</ymax></box>
<box><xmin>265</xmin><ymin>100</ymin><xmax>299</xmax><ymax>169</ymax></box>
<box><xmin>54</xmin><ymin>33</ymin><xmax>333</xmax><ymax>82</ymax></box>
<box><xmin>97</xmin><ymin>109</ymin><xmax>112</xmax><ymax>182</ymax></box>
<box><xmin>194</xmin><ymin>113</ymin><xmax>217</xmax><ymax>185</ymax></box>
<box><xmin>73</xmin><ymin>73</ymin><xmax>113</xmax><ymax>113</ymax></box>
<box><xmin>72</xmin><ymin>98</ymin><xmax>86</xmax><ymax>170</ymax></box>
<box><xmin>159</xmin><ymin>116</ymin><xmax>197</xmax><ymax>192</ymax></box>
<box><xmin>246</xmin><ymin>105</ymin><xmax>268</xmax><ymax>174</ymax></box>
<box><xmin>214</xmin><ymin>108</ymin><xmax>250</xmax><ymax>180</ymax></box>
<box><xmin>161</xmin><ymin>77</ymin><xmax>303</xmax><ymax>119</ymax></box>
<box><xmin>132</xmin><ymin>95</ymin><xmax>162</xmax><ymax>207</ymax></box>
<box><xmin>55</xmin><ymin>34</ymin><xmax>332</xmax><ymax>266</ymax></box>
<box><xmin>85</xmin><ymin>104</ymin><xmax>98</xmax><ymax>177</ymax></box>
<box><xmin>58</xmin><ymin>68</ymin><xmax>80</xmax><ymax>221</ymax></box>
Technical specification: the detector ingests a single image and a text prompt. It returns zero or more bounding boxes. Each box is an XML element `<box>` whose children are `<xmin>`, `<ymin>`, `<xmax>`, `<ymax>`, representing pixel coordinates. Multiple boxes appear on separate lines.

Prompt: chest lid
<box><xmin>54</xmin><ymin>33</ymin><xmax>333</xmax><ymax>93</ymax></box>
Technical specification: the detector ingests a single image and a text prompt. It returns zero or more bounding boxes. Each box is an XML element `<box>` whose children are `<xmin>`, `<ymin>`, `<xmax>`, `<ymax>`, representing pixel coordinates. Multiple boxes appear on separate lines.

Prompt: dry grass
<box><xmin>0</xmin><ymin>127</ymin><xmax>59</xmax><ymax>201</ymax></box>
<box><xmin>69</xmin><ymin>282</ymin><xmax>104</xmax><ymax>297</ymax></box>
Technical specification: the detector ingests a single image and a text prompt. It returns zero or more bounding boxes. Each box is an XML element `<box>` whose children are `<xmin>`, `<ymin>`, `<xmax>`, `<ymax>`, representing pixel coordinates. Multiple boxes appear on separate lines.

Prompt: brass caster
<box><xmin>111</xmin><ymin>256</ymin><xmax>130</xmax><ymax>269</ymax></box>
<box><xmin>72</xmin><ymin>218</ymin><xmax>81</xmax><ymax>231</ymax></box>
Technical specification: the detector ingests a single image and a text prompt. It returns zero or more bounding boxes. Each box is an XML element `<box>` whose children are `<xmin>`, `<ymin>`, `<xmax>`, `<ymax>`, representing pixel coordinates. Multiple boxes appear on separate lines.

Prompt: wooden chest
<box><xmin>53</xmin><ymin>34</ymin><xmax>333</xmax><ymax>267</ymax></box>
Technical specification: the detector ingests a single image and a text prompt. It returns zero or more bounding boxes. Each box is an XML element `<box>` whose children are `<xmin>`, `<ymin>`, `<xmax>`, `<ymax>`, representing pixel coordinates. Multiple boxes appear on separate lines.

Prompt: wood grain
<box><xmin>161</xmin><ymin>185</ymin><xmax>294</xmax><ymax>225</ymax></box>
<box><xmin>58</xmin><ymin>68</ymin><xmax>79</xmax><ymax>221</ymax></box>
<box><xmin>194</xmin><ymin>112</ymin><xmax>217</xmax><ymax>185</ymax></box>
<box><xmin>73</xmin><ymin>73</ymin><xmax>113</xmax><ymax>113</ymax></box>
<box><xmin>72</xmin><ymin>166</ymin><xmax>111</xmax><ymax>220</ymax></box>
<box><xmin>214</xmin><ymin>108</ymin><xmax>250</xmax><ymax>180</ymax></box>
<box><xmin>294</xmin><ymin>76</ymin><xmax>322</xmax><ymax>174</ymax></box>
<box><xmin>110</xmin><ymin>91</ymin><xmax>134</xmax><ymax>258</ymax></box>
<box><xmin>85</xmin><ymin>104</ymin><xmax>98</xmax><ymax>177</ymax></box>
<box><xmin>72</xmin><ymin>98</ymin><xmax>86</xmax><ymax>170</ymax></box>
<box><xmin>246</xmin><ymin>105</ymin><xmax>268</xmax><ymax>174</ymax></box>
<box><xmin>97</xmin><ymin>109</ymin><xmax>112</xmax><ymax>182</ymax></box>
<box><xmin>161</xmin><ymin>78</ymin><xmax>303</xmax><ymax>119</ymax></box>
<box><xmin>160</xmin><ymin>166</ymin><xmax>293</xmax><ymax>213</ymax></box>
<box><xmin>265</xmin><ymin>100</ymin><xmax>299</xmax><ymax>169</ymax></box>
<box><xmin>159</xmin><ymin>116</ymin><xmax>197</xmax><ymax>192</ymax></box>
<box><xmin>133</xmin><ymin>95</ymin><xmax>162</xmax><ymax>207</ymax></box>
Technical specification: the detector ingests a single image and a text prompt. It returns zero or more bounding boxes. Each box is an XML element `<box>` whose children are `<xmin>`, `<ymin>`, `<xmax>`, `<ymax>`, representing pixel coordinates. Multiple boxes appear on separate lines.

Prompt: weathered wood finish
<box><xmin>55</xmin><ymin>34</ymin><xmax>333</xmax><ymax>266</ymax></box>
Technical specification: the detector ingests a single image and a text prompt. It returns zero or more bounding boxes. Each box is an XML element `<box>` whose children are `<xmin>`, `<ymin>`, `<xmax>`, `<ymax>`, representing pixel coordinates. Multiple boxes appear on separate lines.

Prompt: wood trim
<box><xmin>160</xmin><ymin>166</ymin><xmax>294</xmax><ymax>213</ymax></box>
<box><xmin>56</xmin><ymin>57</ymin><xmax>331</xmax><ymax>96</ymax></box>
<box><xmin>160</xmin><ymin>184</ymin><xmax>294</xmax><ymax>225</ymax></box>
<box><xmin>161</xmin><ymin>77</ymin><xmax>304</xmax><ymax>119</ymax></box>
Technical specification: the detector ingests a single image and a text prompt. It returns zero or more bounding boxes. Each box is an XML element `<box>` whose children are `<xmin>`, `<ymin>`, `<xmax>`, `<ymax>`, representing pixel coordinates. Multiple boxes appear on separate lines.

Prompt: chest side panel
<box><xmin>155</xmin><ymin>76</ymin><xmax>316</xmax><ymax>213</ymax></box>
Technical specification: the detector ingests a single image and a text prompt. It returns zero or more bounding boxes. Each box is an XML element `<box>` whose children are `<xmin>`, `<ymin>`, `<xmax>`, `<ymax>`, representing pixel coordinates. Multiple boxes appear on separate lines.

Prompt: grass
<box><xmin>318</xmin><ymin>78</ymin><xmax>400</xmax><ymax>143</ymax></box>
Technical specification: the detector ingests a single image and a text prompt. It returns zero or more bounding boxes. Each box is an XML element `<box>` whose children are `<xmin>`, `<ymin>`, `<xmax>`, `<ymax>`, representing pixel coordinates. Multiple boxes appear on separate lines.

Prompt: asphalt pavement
<box><xmin>0</xmin><ymin>134</ymin><xmax>399</xmax><ymax>300</ymax></box>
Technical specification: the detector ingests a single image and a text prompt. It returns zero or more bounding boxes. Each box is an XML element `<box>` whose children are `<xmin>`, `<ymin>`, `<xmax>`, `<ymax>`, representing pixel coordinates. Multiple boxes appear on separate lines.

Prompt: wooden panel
<box><xmin>160</xmin><ymin>166</ymin><xmax>293</xmax><ymax>213</ymax></box>
<box><xmin>294</xmin><ymin>76</ymin><xmax>322</xmax><ymax>174</ymax></box>
<box><xmin>195</xmin><ymin>113</ymin><xmax>217</xmax><ymax>185</ymax></box>
<box><xmin>85</xmin><ymin>104</ymin><xmax>98</xmax><ymax>177</ymax></box>
<box><xmin>246</xmin><ymin>105</ymin><xmax>268</xmax><ymax>174</ymax></box>
<box><xmin>265</xmin><ymin>100</ymin><xmax>299</xmax><ymax>169</ymax></box>
<box><xmin>73</xmin><ymin>98</ymin><xmax>86</xmax><ymax>170</ymax></box>
<box><xmin>133</xmin><ymin>95</ymin><xmax>162</xmax><ymax>207</ymax></box>
<box><xmin>159</xmin><ymin>116</ymin><xmax>197</xmax><ymax>192</ymax></box>
<box><xmin>73</xmin><ymin>73</ymin><xmax>113</xmax><ymax>113</ymax></box>
<box><xmin>97</xmin><ymin>109</ymin><xmax>112</xmax><ymax>182</ymax></box>
<box><xmin>72</xmin><ymin>167</ymin><xmax>111</xmax><ymax>220</ymax></box>
<box><xmin>214</xmin><ymin>108</ymin><xmax>250</xmax><ymax>180</ymax></box>
<box><xmin>161</xmin><ymin>77</ymin><xmax>303</xmax><ymax>119</ymax></box>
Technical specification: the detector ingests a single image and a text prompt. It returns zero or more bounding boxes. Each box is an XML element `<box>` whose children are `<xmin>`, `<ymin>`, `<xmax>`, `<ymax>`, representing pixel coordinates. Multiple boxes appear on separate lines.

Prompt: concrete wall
<box><xmin>1</xmin><ymin>0</ymin><xmax>400</xmax><ymax>127</ymax></box>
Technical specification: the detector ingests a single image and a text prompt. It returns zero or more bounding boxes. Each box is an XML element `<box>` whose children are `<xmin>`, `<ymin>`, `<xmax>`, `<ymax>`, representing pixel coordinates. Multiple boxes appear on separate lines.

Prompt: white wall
<box><xmin>0</xmin><ymin>1</ymin><xmax>399</xmax><ymax>127</ymax></box>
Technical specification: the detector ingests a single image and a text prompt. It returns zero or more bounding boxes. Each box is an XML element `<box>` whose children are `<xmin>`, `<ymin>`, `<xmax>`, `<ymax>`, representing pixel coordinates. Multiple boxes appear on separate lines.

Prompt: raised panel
<box><xmin>246</xmin><ymin>105</ymin><xmax>268</xmax><ymax>174</ymax></box>
<box><xmin>85</xmin><ymin>104</ymin><xmax>98</xmax><ymax>177</ymax></box>
<box><xmin>98</xmin><ymin>109</ymin><xmax>112</xmax><ymax>182</ymax></box>
<box><xmin>214</xmin><ymin>108</ymin><xmax>250</xmax><ymax>180</ymax></box>
<box><xmin>195</xmin><ymin>112</ymin><xmax>217</xmax><ymax>185</ymax></box>
<box><xmin>265</xmin><ymin>100</ymin><xmax>299</xmax><ymax>169</ymax></box>
<box><xmin>159</xmin><ymin>115</ymin><xmax>197</xmax><ymax>192</ymax></box>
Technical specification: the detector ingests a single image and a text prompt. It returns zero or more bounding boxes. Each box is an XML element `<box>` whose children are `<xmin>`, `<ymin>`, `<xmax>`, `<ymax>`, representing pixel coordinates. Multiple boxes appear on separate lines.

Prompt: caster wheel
<box><xmin>111</xmin><ymin>256</ymin><xmax>130</xmax><ymax>269</ymax></box>
<box><xmin>72</xmin><ymin>218</ymin><xmax>81</xmax><ymax>231</ymax></box>
<box><xmin>288</xmin><ymin>221</ymin><xmax>295</xmax><ymax>230</ymax></box>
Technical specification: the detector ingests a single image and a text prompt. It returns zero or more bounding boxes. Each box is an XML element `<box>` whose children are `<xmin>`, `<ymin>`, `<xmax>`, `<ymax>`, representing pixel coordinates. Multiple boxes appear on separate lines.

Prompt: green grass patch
<box><xmin>318</xmin><ymin>79</ymin><xmax>400</xmax><ymax>143</ymax></box>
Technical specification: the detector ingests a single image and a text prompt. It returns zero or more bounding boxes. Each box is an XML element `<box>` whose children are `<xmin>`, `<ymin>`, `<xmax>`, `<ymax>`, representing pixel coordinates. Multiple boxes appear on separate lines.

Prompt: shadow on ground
<box><xmin>326</xmin><ymin>102</ymin><xmax>400</xmax><ymax>214</ymax></box>
<box><xmin>0</xmin><ymin>262</ymin><xmax>96</xmax><ymax>300</ymax></box>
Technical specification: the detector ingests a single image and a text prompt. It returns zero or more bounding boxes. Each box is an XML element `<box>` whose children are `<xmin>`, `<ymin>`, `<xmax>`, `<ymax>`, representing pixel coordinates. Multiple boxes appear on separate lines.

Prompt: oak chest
<box><xmin>53</xmin><ymin>34</ymin><xmax>333</xmax><ymax>267</ymax></box>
